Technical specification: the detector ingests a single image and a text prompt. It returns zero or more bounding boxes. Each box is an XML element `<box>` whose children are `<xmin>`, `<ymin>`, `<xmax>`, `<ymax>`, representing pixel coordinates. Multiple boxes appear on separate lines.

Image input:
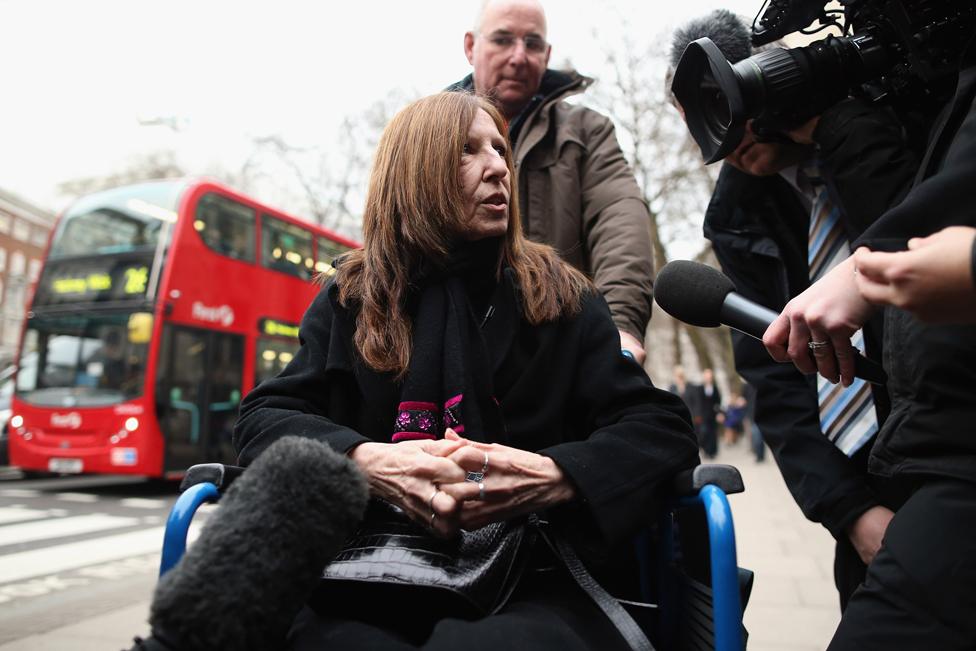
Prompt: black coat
<box><xmin>855</xmin><ymin>56</ymin><xmax>976</xmax><ymax>483</ymax></box>
<box><xmin>703</xmin><ymin>100</ymin><xmax>919</xmax><ymax>538</ymax></box>
<box><xmin>234</xmin><ymin>276</ymin><xmax>699</xmax><ymax>578</ymax></box>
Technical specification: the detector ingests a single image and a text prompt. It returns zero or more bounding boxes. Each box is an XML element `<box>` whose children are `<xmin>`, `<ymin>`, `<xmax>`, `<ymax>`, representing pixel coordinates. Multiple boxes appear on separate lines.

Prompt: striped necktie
<box><xmin>806</xmin><ymin>165</ymin><xmax>878</xmax><ymax>456</ymax></box>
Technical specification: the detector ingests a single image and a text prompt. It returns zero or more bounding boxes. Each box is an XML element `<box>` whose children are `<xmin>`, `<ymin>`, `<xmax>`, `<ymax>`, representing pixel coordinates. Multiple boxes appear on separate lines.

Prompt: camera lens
<box><xmin>700</xmin><ymin>72</ymin><xmax>731</xmax><ymax>135</ymax></box>
<box><xmin>673</xmin><ymin>35</ymin><xmax>888</xmax><ymax>163</ymax></box>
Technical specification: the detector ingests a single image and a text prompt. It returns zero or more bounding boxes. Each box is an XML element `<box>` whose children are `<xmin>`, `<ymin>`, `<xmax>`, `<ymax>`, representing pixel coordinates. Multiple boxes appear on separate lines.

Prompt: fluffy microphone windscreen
<box><xmin>654</xmin><ymin>260</ymin><xmax>736</xmax><ymax>328</ymax></box>
<box><xmin>149</xmin><ymin>436</ymin><xmax>368</xmax><ymax>651</ymax></box>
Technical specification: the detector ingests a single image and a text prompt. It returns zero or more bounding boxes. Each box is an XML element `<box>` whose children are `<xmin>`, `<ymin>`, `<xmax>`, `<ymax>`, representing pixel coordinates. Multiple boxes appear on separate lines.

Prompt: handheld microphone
<box><xmin>654</xmin><ymin>260</ymin><xmax>887</xmax><ymax>384</ymax></box>
<box><xmin>148</xmin><ymin>436</ymin><xmax>369</xmax><ymax>651</ymax></box>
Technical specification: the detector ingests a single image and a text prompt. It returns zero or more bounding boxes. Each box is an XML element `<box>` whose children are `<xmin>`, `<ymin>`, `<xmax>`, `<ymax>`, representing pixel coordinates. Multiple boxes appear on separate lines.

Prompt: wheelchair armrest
<box><xmin>672</xmin><ymin>464</ymin><xmax>744</xmax><ymax>497</ymax></box>
<box><xmin>179</xmin><ymin>463</ymin><xmax>246</xmax><ymax>493</ymax></box>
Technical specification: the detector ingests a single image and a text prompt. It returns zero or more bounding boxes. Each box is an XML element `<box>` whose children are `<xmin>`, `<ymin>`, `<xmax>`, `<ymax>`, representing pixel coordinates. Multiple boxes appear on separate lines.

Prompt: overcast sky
<box><xmin>0</xmin><ymin>0</ymin><xmax>764</xmax><ymax>213</ymax></box>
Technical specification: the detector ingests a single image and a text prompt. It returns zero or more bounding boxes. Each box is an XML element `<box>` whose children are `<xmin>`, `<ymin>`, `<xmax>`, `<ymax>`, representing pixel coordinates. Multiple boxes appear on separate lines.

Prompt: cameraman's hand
<box><xmin>786</xmin><ymin>115</ymin><xmax>821</xmax><ymax>145</ymax></box>
<box><xmin>847</xmin><ymin>505</ymin><xmax>894</xmax><ymax>566</ymax></box>
<box><xmin>763</xmin><ymin>257</ymin><xmax>877</xmax><ymax>386</ymax></box>
<box><xmin>853</xmin><ymin>227</ymin><xmax>976</xmax><ymax>323</ymax></box>
<box><xmin>349</xmin><ymin>439</ymin><xmax>467</xmax><ymax>537</ymax></box>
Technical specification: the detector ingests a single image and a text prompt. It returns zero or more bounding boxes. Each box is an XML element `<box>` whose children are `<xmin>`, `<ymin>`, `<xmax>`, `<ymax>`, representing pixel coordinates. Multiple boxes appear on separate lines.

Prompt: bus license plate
<box><xmin>48</xmin><ymin>458</ymin><xmax>83</xmax><ymax>474</ymax></box>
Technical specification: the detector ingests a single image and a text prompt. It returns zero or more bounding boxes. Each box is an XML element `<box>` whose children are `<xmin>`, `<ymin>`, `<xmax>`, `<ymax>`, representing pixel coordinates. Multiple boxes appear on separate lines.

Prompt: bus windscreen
<box><xmin>16</xmin><ymin>313</ymin><xmax>151</xmax><ymax>407</ymax></box>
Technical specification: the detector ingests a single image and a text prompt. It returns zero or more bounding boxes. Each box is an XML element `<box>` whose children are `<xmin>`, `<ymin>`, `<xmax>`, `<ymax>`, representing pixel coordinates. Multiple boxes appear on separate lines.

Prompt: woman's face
<box><xmin>458</xmin><ymin>109</ymin><xmax>511</xmax><ymax>241</ymax></box>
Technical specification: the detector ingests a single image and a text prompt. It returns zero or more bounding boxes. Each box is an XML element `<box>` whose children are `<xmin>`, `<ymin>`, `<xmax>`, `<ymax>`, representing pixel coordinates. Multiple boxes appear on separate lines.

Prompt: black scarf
<box><xmin>391</xmin><ymin>238</ymin><xmax>509</xmax><ymax>444</ymax></box>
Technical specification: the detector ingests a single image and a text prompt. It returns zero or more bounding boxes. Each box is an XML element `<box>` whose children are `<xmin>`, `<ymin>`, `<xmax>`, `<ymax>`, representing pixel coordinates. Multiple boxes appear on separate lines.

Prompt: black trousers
<box><xmin>828</xmin><ymin>479</ymin><xmax>976</xmax><ymax>650</ymax></box>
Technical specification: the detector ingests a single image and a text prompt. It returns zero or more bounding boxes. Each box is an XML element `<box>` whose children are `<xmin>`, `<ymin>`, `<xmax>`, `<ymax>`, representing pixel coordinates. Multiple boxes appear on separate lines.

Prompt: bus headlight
<box><xmin>10</xmin><ymin>415</ymin><xmax>23</xmax><ymax>429</ymax></box>
<box><xmin>124</xmin><ymin>417</ymin><xmax>139</xmax><ymax>432</ymax></box>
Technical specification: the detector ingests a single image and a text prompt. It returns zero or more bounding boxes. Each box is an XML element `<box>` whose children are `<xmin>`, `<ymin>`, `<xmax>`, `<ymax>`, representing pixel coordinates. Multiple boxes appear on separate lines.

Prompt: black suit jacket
<box><xmin>703</xmin><ymin>98</ymin><xmax>919</xmax><ymax>537</ymax></box>
<box><xmin>855</xmin><ymin>56</ymin><xmax>976</xmax><ymax>482</ymax></box>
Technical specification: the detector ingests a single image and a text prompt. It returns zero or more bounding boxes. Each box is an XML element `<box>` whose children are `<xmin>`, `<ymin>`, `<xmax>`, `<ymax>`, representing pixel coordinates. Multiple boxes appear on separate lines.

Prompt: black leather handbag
<box><xmin>318</xmin><ymin>499</ymin><xmax>535</xmax><ymax>616</ymax></box>
<box><xmin>315</xmin><ymin>500</ymin><xmax>655</xmax><ymax>650</ymax></box>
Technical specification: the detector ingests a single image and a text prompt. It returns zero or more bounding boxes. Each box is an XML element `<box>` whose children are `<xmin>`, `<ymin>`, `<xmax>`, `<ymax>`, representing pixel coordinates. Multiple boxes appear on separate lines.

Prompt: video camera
<box><xmin>673</xmin><ymin>0</ymin><xmax>976</xmax><ymax>163</ymax></box>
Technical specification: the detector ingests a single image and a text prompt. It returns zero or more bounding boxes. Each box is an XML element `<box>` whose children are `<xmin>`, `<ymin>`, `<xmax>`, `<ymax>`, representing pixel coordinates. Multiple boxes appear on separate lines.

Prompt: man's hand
<box><xmin>763</xmin><ymin>257</ymin><xmax>877</xmax><ymax>386</ymax></box>
<box><xmin>349</xmin><ymin>439</ymin><xmax>467</xmax><ymax>537</ymax></box>
<box><xmin>786</xmin><ymin>115</ymin><xmax>821</xmax><ymax>145</ymax></box>
<box><xmin>619</xmin><ymin>329</ymin><xmax>646</xmax><ymax>365</ymax></box>
<box><xmin>847</xmin><ymin>505</ymin><xmax>895</xmax><ymax>566</ymax></box>
<box><xmin>438</xmin><ymin>429</ymin><xmax>576</xmax><ymax>530</ymax></box>
<box><xmin>853</xmin><ymin>226</ymin><xmax>976</xmax><ymax>323</ymax></box>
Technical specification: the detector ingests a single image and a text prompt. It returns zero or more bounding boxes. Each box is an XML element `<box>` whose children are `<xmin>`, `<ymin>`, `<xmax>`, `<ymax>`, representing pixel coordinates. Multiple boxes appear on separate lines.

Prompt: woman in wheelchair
<box><xmin>143</xmin><ymin>92</ymin><xmax>699</xmax><ymax>651</ymax></box>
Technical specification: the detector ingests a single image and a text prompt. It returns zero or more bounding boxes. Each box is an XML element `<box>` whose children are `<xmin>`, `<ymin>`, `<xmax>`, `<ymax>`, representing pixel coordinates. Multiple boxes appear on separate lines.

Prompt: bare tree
<box><xmin>237</xmin><ymin>89</ymin><xmax>417</xmax><ymax>240</ymax></box>
<box><xmin>57</xmin><ymin>151</ymin><xmax>185</xmax><ymax>198</ymax></box>
<box><xmin>580</xmin><ymin>30</ymin><xmax>737</xmax><ymax>391</ymax></box>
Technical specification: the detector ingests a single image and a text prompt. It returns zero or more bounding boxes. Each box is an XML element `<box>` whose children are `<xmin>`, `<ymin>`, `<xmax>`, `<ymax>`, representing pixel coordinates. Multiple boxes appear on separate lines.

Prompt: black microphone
<box><xmin>654</xmin><ymin>260</ymin><xmax>887</xmax><ymax>384</ymax></box>
<box><xmin>146</xmin><ymin>436</ymin><xmax>369</xmax><ymax>651</ymax></box>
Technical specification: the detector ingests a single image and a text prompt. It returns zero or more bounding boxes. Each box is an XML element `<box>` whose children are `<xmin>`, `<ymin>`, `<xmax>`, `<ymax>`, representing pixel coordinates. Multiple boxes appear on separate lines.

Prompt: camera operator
<box><xmin>668</xmin><ymin>10</ymin><xmax>920</xmax><ymax>610</ymax></box>
<box><xmin>762</xmin><ymin>24</ymin><xmax>976</xmax><ymax>650</ymax></box>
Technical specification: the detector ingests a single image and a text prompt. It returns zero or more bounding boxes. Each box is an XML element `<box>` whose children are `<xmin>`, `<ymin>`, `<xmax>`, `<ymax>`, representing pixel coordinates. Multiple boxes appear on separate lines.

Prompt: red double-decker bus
<box><xmin>7</xmin><ymin>179</ymin><xmax>359</xmax><ymax>477</ymax></box>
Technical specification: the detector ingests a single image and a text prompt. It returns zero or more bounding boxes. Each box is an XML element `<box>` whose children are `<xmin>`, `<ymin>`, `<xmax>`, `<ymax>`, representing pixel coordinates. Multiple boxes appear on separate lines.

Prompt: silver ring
<box><xmin>466</xmin><ymin>471</ymin><xmax>484</xmax><ymax>483</ymax></box>
<box><xmin>481</xmin><ymin>451</ymin><xmax>489</xmax><ymax>475</ymax></box>
<box><xmin>478</xmin><ymin>481</ymin><xmax>485</xmax><ymax>501</ymax></box>
<box><xmin>430</xmin><ymin>511</ymin><xmax>437</xmax><ymax>526</ymax></box>
<box><xmin>807</xmin><ymin>340</ymin><xmax>831</xmax><ymax>350</ymax></box>
<box><xmin>428</xmin><ymin>489</ymin><xmax>439</xmax><ymax>511</ymax></box>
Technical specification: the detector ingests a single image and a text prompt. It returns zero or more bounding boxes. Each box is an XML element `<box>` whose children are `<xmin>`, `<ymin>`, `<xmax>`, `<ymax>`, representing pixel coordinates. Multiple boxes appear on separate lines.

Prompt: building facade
<box><xmin>0</xmin><ymin>189</ymin><xmax>56</xmax><ymax>368</ymax></box>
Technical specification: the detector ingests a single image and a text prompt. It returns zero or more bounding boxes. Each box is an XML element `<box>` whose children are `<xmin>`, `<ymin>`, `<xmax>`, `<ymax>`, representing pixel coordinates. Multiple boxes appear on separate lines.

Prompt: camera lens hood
<box><xmin>672</xmin><ymin>37</ymin><xmax>748</xmax><ymax>164</ymax></box>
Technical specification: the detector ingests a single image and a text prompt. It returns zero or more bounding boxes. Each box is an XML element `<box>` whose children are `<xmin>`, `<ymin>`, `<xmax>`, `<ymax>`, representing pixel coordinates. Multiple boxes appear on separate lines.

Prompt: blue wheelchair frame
<box><xmin>160</xmin><ymin>463</ymin><xmax>747</xmax><ymax>650</ymax></box>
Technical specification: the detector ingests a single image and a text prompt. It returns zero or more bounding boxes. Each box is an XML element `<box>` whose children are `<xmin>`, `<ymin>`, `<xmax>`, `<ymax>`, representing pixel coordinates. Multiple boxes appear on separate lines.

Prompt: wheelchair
<box><xmin>160</xmin><ymin>462</ymin><xmax>751</xmax><ymax>650</ymax></box>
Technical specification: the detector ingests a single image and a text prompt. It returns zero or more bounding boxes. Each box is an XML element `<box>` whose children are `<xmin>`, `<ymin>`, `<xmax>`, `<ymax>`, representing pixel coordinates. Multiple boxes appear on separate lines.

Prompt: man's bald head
<box><xmin>465</xmin><ymin>0</ymin><xmax>551</xmax><ymax>119</ymax></box>
<box><xmin>474</xmin><ymin>0</ymin><xmax>547</xmax><ymax>35</ymax></box>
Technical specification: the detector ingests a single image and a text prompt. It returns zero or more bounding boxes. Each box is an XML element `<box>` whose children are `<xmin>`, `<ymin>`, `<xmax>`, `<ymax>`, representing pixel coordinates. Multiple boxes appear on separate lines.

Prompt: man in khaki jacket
<box><xmin>449</xmin><ymin>0</ymin><xmax>654</xmax><ymax>363</ymax></box>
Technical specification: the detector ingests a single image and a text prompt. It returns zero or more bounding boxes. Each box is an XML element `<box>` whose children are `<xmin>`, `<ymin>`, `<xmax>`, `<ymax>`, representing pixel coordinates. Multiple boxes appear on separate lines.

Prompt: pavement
<box><xmin>0</xmin><ymin>440</ymin><xmax>841</xmax><ymax>650</ymax></box>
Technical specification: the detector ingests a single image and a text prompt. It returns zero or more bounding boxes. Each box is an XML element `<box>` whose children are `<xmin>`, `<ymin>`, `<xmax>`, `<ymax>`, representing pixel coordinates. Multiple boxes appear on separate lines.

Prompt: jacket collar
<box><xmin>447</xmin><ymin>68</ymin><xmax>592</xmax><ymax>114</ymax></box>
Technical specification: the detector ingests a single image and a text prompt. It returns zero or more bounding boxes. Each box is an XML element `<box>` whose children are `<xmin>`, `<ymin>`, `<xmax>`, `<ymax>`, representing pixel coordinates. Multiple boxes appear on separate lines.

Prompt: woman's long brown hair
<box><xmin>336</xmin><ymin>92</ymin><xmax>590</xmax><ymax>377</ymax></box>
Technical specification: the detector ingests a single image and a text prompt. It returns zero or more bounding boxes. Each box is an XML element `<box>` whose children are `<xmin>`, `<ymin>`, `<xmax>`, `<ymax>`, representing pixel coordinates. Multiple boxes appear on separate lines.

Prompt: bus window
<box><xmin>255</xmin><ymin>336</ymin><xmax>298</xmax><ymax>387</ymax></box>
<box><xmin>262</xmin><ymin>216</ymin><xmax>313</xmax><ymax>280</ymax></box>
<box><xmin>314</xmin><ymin>237</ymin><xmax>354</xmax><ymax>278</ymax></box>
<box><xmin>194</xmin><ymin>193</ymin><xmax>255</xmax><ymax>262</ymax></box>
<box><xmin>49</xmin><ymin>182</ymin><xmax>181</xmax><ymax>258</ymax></box>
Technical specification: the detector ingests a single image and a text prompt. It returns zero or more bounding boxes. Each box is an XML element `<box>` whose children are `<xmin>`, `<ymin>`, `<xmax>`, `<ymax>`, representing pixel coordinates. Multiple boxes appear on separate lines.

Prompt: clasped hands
<box><xmin>349</xmin><ymin>429</ymin><xmax>575</xmax><ymax>538</ymax></box>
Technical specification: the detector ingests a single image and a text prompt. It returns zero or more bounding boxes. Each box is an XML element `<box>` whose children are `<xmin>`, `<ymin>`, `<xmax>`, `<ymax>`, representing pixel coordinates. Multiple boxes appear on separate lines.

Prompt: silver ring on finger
<box><xmin>808</xmin><ymin>340</ymin><xmax>831</xmax><ymax>357</ymax></box>
<box><xmin>481</xmin><ymin>451</ymin><xmax>489</xmax><ymax>475</ymax></box>
<box><xmin>430</xmin><ymin>510</ymin><xmax>437</xmax><ymax>526</ymax></box>
<box><xmin>478</xmin><ymin>481</ymin><xmax>485</xmax><ymax>501</ymax></box>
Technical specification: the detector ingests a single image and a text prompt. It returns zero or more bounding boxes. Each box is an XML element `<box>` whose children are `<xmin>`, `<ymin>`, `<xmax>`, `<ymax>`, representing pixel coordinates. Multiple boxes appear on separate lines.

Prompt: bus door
<box><xmin>156</xmin><ymin>324</ymin><xmax>243</xmax><ymax>472</ymax></box>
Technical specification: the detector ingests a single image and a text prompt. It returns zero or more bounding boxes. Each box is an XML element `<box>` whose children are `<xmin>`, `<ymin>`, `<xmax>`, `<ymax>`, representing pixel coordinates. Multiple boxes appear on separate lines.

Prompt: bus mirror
<box><xmin>230</xmin><ymin>389</ymin><xmax>241</xmax><ymax>403</ymax></box>
<box><xmin>128</xmin><ymin>312</ymin><xmax>153</xmax><ymax>344</ymax></box>
<box><xmin>170</xmin><ymin>387</ymin><xmax>182</xmax><ymax>402</ymax></box>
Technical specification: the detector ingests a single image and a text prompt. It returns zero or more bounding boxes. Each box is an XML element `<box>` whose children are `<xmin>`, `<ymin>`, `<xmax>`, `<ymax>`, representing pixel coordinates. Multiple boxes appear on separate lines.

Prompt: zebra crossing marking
<box><xmin>0</xmin><ymin>514</ymin><xmax>140</xmax><ymax>547</ymax></box>
<box><xmin>0</xmin><ymin>507</ymin><xmax>48</xmax><ymax>525</ymax></box>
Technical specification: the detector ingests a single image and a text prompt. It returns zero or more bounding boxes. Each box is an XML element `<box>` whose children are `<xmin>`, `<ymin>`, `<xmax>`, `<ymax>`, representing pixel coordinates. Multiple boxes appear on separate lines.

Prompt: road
<box><xmin>0</xmin><ymin>469</ymin><xmax>201</xmax><ymax>646</ymax></box>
